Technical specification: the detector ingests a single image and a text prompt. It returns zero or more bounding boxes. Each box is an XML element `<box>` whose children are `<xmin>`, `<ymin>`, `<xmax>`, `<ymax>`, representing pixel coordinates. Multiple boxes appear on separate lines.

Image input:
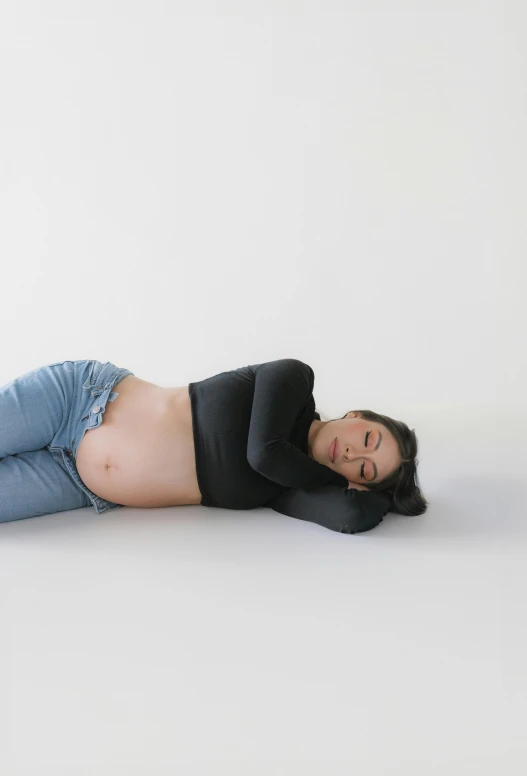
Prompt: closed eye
<box><xmin>361</xmin><ymin>430</ymin><xmax>382</xmax><ymax>480</ymax></box>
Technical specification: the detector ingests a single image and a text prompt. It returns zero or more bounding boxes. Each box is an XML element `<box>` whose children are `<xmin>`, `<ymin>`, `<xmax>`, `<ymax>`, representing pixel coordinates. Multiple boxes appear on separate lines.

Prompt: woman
<box><xmin>0</xmin><ymin>358</ymin><xmax>427</xmax><ymax>532</ymax></box>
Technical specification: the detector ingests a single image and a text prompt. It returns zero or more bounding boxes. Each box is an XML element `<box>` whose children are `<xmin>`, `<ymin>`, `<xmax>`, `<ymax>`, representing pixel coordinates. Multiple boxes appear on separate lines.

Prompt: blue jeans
<box><xmin>0</xmin><ymin>359</ymin><xmax>135</xmax><ymax>524</ymax></box>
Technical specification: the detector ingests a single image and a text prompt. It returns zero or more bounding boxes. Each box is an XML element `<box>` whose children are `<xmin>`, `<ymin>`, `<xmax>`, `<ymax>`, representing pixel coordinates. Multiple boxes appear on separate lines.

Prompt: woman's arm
<box><xmin>267</xmin><ymin>483</ymin><xmax>391</xmax><ymax>534</ymax></box>
<box><xmin>246</xmin><ymin>359</ymin><xmax>349</xmax><ymax>491</ymax></box>
<box><xmin>348</xmin><ymin>482</ymin><xmax>371</xmax><ymax>491</ymax></box>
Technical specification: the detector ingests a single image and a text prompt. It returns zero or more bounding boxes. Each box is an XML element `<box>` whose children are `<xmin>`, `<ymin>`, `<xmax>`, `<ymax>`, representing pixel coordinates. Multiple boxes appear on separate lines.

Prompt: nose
<box><xmin>345</xmin><ymin>444</ymin><xmax>370</xmax><ymax>462</ymax></box>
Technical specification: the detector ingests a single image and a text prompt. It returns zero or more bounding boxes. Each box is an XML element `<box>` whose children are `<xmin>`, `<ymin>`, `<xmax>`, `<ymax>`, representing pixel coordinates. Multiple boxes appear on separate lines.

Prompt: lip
<box><xmin>330</xmin><ymin>438</ymin><xmax>338</xmax><ymax>463</ymax></box>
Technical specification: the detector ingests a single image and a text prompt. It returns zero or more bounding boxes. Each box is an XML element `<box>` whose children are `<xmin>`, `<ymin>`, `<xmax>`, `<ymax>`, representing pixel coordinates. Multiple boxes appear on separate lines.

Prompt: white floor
<box><xmin>1</xmin><ymin>472</ymin><xmax>525</xmax><ymax>776</ymax></box>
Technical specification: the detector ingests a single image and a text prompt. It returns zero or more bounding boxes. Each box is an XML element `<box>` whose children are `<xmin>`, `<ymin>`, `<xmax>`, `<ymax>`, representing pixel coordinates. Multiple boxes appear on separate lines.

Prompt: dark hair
<box><xmin>320</xmin><ymin>409</ymin><xmax>428</xmax><ymax>517</ymax></box>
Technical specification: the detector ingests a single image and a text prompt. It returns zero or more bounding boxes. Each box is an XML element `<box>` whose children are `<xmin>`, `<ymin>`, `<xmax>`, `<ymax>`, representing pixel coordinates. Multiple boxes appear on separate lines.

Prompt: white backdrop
<box><xmin>1</xmin><ymin>1</ymin><xmax>525</xmax><ymax>774</ymax></box>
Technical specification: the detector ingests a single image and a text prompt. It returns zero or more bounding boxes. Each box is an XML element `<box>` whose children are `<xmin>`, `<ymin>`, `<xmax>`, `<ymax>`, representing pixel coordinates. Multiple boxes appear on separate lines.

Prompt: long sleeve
<box><xmin>267</xmin><ymin>483</ymin><xmax>392</xmax><ymax>534</ymax></box>
<box><xmin>246</xmin><ymin>358</ymin><xmax>349</xmax><ymax>490</ymax></box>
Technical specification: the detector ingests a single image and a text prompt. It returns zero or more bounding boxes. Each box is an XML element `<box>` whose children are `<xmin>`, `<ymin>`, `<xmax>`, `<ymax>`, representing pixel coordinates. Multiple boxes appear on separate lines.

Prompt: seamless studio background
<box><xmin>0</xmin><ymin>1</ymin><xmax>525</xmax><ymax>774</ymax></box>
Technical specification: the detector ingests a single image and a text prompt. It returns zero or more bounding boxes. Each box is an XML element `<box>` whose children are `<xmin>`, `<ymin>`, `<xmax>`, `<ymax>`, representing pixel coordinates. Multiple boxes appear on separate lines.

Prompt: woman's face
<box><xmin>308</xmin><ymin>411</ymin><xmax>402</xmax><ymax>487</ymax></box>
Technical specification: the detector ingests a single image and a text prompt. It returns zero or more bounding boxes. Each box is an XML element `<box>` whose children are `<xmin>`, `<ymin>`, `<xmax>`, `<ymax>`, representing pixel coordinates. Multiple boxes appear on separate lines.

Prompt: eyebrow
<box><xmin>371</xmin><ymin>430</ymin><xmax>382</xmax><ymax>481</ymax></box>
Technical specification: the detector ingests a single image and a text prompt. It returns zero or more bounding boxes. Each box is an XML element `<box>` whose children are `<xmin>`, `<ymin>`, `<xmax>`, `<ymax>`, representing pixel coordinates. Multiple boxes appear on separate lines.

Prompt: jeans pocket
<box><xmin>83</xmin><ymin>361</ymin><xmax>106</xmax><ymax>394</ymax></box>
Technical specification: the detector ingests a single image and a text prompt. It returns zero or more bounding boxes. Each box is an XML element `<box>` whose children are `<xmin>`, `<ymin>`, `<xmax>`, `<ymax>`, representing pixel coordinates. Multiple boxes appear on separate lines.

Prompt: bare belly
<box><xmin>75</xmin><ymin>376</ymin><xmax>203</xmax><ymax>508</ymax></box>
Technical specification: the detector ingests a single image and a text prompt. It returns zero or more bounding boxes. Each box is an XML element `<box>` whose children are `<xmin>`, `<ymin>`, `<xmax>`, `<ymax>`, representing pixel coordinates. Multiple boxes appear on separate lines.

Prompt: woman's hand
<box><xmin>347</xmin><ymin>481</ymin><xmax>371</xmax><ymax>491</ymax></box>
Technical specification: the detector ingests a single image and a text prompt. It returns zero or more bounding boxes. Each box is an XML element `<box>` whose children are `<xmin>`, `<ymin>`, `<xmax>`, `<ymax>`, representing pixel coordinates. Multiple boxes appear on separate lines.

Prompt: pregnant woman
<box><xmin>0</xmin><ymin>358</ymin><xmax>427</xmax><ymax>533</ymax></box>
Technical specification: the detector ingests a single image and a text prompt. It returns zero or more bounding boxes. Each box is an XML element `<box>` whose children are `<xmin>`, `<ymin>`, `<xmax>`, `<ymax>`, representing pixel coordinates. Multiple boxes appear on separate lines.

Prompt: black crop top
<box><xmin>188</xmin><ymin>358</ymin><xmax>392</xmax><ymax>534</ymax></box>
